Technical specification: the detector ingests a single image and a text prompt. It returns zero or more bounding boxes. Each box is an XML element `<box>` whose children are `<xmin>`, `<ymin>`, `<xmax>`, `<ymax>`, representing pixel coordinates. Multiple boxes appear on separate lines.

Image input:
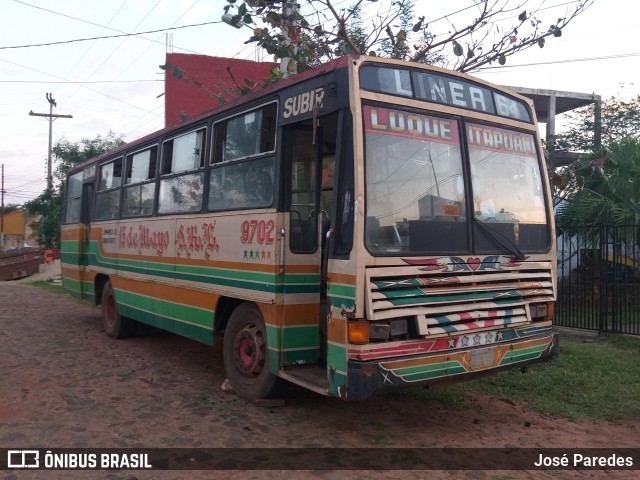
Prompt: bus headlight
<box><xmin>529</xmin><ymin>302</ymin><xmax>555</xmax><ymax>322</ymax></box>
<box><xmin>349</xmin><ymin>319</ymin><xmax>410</xmax><ymax>344</ymax></box>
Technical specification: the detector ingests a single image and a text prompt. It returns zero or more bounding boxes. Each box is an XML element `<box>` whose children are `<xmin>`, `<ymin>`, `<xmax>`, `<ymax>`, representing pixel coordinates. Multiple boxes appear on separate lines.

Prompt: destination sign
<box><xmin>467</xmin><ymin>123</ymin><xmax>537</xmax><ymax>157</ymax></box>
<box><xmin>360</xmin><ymin>65</ymin><xmax>532</xmax><ymax>123</ymax></box>
<box><xmin>363</xmin><ymin>105</ymin><xmax>460</xmax><ymax>146</ymax></box>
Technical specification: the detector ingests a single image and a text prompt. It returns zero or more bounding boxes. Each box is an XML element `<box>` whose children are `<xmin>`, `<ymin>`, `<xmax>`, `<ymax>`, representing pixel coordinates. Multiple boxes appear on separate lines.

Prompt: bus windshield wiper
<box><xmin>473</xmin><ymin>218</ymin><xmax>526</xmax><ymax>261</ymax></box>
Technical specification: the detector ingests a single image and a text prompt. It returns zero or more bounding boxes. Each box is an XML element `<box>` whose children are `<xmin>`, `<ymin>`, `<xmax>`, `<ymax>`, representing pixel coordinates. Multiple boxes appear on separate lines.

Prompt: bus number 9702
<box><xmin>241</xmin><ymin>219</ymin><xmax>276</xmax><ymax>244</ymax></box>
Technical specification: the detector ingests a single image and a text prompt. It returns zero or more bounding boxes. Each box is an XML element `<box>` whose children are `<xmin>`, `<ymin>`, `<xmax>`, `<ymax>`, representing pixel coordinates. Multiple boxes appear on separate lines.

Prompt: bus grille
<box><xmin>367</xmin><ymin>262</ymin><xmax>554</xmax><ymax>336</ymax></box>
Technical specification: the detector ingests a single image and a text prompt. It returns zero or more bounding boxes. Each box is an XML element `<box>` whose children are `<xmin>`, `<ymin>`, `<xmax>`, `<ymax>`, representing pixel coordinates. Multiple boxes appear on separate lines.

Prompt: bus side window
<box><xmin>208</xmin><ymin>158</ymin><xmax>274</xmax><ymax>210</ymax></box>
<box><xmin>123</xmin><ymin>146</ymin><xmax>157</xmax><ymax>217</ymax></box>
<box><xmin>158</xmin><ymin>128</ymin><xmax>205</xmax><ymax>214</ymax></box>
<box><xmin>94</xmin><ymin>158</ymin><xmax>123</xmax><ymax>221</ymax></box>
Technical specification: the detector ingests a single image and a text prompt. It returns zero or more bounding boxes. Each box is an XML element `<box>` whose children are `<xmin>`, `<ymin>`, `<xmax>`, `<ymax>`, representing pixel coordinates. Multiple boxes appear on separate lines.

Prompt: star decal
<box><xmin>447</xmin><ymin>338</ymin><xmax>456</xmax><ymax>348</ymax></box>
<box><xmin>473</xmin><ymin>333</ymin><xmax>481</xmax><ymax>345</ymax></box>
<box><xmin>497</xmin><ymin>331</ymin><xmax>504</xmax><ymax>341</ymax></box>
<box><xmin>461</xmin><ymin>336</ymin><xmax>469</xmax><ymax>347</ymax></box>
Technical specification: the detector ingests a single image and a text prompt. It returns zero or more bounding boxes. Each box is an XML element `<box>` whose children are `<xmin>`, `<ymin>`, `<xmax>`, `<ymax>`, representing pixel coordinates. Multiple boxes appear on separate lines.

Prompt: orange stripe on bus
<box><xmin>282</xmin><ymin>304</ymin><xmax>320</xmax><ymax>326</ymax></box>
<box><xmin>327</xmin><ymin>272</ymin><xmax>357</xmax><ymax>285</ymax></box>
<box><xmin>112</xmin><ymin>276</ymin><xmax>218</xmax><ymax>310</ymax></box>
<box><xmin>61</xmin><ymin>227</ymin><xmax>85</xmax><ymax>241</ymax></box>
<box><xmin>327</xmin><ymin>317</ymin><xmax>347</xmax><ymax>343</ymax></box>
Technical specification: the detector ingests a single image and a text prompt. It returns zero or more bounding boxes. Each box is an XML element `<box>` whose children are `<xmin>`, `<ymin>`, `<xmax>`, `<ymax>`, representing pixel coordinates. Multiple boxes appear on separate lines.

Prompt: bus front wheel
<box><xmin>223</xmin><ymin>303</ymin><xmax>283</xmax><ymax>399</ymax></box>
<box><xmin>101</xmin><ymin>281</ymin><xmax>136</xmax><ymax>339</ymax></box>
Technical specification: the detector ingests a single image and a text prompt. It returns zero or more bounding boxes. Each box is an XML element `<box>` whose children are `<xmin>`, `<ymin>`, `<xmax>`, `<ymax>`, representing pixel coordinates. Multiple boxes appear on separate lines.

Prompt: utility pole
<box><xmin>29</xmin><ymin>93</ymin><xmax>73</xmax><ymax>193</ymax></box>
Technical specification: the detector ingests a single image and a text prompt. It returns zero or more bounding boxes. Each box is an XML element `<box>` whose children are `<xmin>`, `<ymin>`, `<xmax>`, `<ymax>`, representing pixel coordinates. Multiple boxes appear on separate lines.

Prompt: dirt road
<box><xmin>0</xmin><ymin>283</ymin><xmax>638</xmax><ymax>480</ymax></box>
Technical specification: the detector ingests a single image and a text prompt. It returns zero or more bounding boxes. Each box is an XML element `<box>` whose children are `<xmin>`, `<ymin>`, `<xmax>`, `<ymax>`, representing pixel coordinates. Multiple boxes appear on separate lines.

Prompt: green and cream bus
<box><xmin>61</xmin><ymin>55</ymin><xmax>557</xmax><ymax>400</ymax></box>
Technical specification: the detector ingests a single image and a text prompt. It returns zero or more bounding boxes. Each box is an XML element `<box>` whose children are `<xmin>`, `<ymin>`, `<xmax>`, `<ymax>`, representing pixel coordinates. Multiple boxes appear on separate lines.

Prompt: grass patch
<box><xmin>391</xmin><ymin>334</ymin><xmax>640</xmax><ymax>422</ymax></box>
<box><xmin>25</xmin><ymin>279</ymin><xmax>65</xmax><ymax>294</ymax></box>
<box><xmin>468</xmin><ymin>334</ymin><xmax>640</xmax><ymax>422</ymax></box>
<box><xmin>391</xmin><ymin>383</ymin><xmax>469</xmax><ymax>410</ymax></box>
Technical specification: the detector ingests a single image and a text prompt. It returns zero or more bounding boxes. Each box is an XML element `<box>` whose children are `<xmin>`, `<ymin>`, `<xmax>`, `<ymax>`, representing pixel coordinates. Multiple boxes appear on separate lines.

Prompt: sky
<box><xmin>0</xmin><ymin>0</ymin><xmax>638</xmax><ymax>205</ymax></box>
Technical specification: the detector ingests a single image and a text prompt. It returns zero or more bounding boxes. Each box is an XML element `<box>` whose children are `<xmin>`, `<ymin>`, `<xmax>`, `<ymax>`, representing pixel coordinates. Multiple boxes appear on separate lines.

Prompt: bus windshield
<box><xmin>364</xmin><ymin>106</ymin><xmax>550</xmax><ymax>255</ymax></box>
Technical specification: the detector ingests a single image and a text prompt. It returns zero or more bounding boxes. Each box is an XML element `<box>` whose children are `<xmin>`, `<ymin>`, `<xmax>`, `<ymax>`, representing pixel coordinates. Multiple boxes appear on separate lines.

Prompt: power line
<box><xmin>476</xmin><ymin>52</ymin><xmax>640</xmax><ymax>71</ymax></box>
<box><xmin>0</xmin><ymin>79</ymin><xmax>160</xmax><ymax>84</ymax></box>
<box><xmin>0</xmin><ymin>20</ymin><xmax>224</xmax><ymax>51</ymax></box>
<box><xmin>0</xmin><ymin>58</ymin><xmax>159</xmax><ymax>115</ymax></box>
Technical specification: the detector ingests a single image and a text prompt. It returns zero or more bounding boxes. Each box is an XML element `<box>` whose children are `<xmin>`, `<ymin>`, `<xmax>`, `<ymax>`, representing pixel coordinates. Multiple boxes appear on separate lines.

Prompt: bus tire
<box><xmin>101</xmin><ymin>280</ymin><xmax>136</xmax><ymax>339</ymax></box>
<box><xmin>223</xmin><ymin>303</ymin><xmax>283</xmax><ymax>400</ymax></box>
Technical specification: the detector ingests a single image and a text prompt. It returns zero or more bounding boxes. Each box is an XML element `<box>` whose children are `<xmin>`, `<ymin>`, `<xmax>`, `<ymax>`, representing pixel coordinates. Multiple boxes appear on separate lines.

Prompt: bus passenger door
<box><xmin>283</xmin><ymin>126</ymin><xmax>323</xmax><ymax>367</ymax></box>
<box><xmin>80</xmin><ymin>182</ymin><xmax>94</xmax><ymax>301</ymax></box>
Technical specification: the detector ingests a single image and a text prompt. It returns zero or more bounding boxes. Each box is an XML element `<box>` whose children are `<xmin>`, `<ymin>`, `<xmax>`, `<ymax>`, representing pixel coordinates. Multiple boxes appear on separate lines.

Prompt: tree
<box><xmin>24</xmin><ymin>188</ymin><xmax>63</xmax><ymax>249</ymax></box>
<box><xmin>2</xmin><ymin>204</ymin><xmax>21</xmax><ymax>214</ymax></box>
<box><xmin>53</xmin><ymin>131</ymin><xmax>125</xmax><ymax>182</ymax></box>
<box><xmin>550</xmin><ymin>96</ymin><xmax>640</xmax><ymax>208</ymax></box>
<box><xmin>556</xmin><ymin>95</ymin><xmax>640</xmax><ymax>152</ymax></box>
<box><xmin>25</xmin><ymin>132</ymin><xmax>125</xmax><ymax>248</ymax></box>
<box><xmin>223</xmin><ymin>0</ymin><xmax>593</xmax><ymax>74</ymax></box>
<box><xmin>556</xmin><ymin>138</ymin><xmax>640</xmax><ymax>246</ymax></box>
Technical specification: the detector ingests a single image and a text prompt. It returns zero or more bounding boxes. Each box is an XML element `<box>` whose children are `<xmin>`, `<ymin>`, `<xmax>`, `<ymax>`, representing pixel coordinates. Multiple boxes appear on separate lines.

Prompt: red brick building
<box><xmin>164</xmin><ymin>53</ymin><xmax>277</xmax><ymax>127</ymax></box>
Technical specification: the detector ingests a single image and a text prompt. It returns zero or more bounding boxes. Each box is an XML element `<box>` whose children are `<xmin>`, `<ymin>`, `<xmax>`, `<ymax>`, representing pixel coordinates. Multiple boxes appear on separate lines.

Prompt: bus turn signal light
<box><xmin>348</xmin><ymin>321</ymin><xmax>369</xmax><ymax>344</ymax></box>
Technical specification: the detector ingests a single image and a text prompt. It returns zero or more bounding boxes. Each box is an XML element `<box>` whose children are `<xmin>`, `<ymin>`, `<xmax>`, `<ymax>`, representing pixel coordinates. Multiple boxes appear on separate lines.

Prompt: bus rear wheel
<box><xmin>101</xmin><ymin>280</ymin><xmax>136</xmax><ymax>339</ymax></box>
<box><xmin>223</xmin><ymin>303</ymin><xmax>283</xmax><ymax>400</ymax></box>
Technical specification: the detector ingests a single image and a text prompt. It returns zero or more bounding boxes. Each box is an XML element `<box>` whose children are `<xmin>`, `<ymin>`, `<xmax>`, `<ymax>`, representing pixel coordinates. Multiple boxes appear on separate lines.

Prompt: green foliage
<box><xmin>24</xmin><ymin>187</ymin><xmax>62</xmax><ymax>249</ymax></box>
<box><xmin>25</xmin><ymin>132</ymin><xmax>125</xmax><ymax>249</ymax></box>
<box><xmin>53</xmin><ymin>131</ymin><xmax>125</xmax><ymax>182</ymax></box>
<box><xmin>378</xmin><ymin>1</ymin><xmax>414</xmax><ymax>61</ymax></box>
<box><xmin>556</xmin><ymin>95</ymin><xmax>640</xmax><ymax>152</ymax></box>
<box><xmin>2</xmin><ymin>203</ymin><xmax>21</xmax><ymax>214</ymax></box>
<box><xmin>556</xmin><ymin>138</ymin><xmax>640</xmax><ymax>244</ymax></box>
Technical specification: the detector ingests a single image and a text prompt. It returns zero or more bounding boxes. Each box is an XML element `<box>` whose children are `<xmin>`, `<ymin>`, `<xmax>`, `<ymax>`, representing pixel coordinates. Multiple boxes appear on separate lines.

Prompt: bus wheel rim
<box><xmin>233</xmin><ymin>324</ymin><xmax>265</xmax><ymax>376</ymax></box>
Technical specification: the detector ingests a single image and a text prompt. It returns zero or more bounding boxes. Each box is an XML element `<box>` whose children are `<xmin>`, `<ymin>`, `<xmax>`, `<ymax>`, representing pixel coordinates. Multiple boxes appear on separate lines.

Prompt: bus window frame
<box><xmin>122</xmin><ymin>143</ymin><xmax>159</xmax><ymax>218</ymax></box>
<box><xmin>157</xmin><ymin>125</ymin><xmax>208</xmax><ymax>216</ymax></box>
<box><xmin>63</xmin><ymin>171</ymin><xmax>85</xmax><ymax>224</ymax></box>
<box><xmin>463</xmin><ymin>117</ymin><xmax>552</xmax><ymax>255</ymax></box>
<box><xmin>208</xmin><ymin>101</ymin><xmax>278</xmax><ymax>212</ymax></box>
<box><xmin>94</xmin><ymin>156</ymin><xmax>124</xmax><ymax>222</ymax></box>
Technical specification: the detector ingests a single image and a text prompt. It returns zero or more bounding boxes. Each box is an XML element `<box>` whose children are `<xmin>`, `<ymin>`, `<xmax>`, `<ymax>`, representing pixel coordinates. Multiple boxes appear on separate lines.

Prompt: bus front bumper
<box><xmin>344</xmin><ymin>330</ymin><xmax>558</xmax><ymax>401</ymax></box>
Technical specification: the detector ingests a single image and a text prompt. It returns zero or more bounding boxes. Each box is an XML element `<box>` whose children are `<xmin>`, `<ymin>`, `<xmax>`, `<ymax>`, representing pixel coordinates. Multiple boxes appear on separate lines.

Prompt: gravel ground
<box><xmin>0</xmin><ymin>281</ymin><xmax>638</xmax><ymax>480</ymax></box>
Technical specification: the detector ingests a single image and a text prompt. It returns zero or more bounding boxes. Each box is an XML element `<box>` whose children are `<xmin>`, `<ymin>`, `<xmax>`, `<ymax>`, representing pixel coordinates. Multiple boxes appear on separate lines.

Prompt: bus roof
<box><xmin>68</xmin><ymin>56</ymin><xmax>350</xmax><ymax>176</ymax></box>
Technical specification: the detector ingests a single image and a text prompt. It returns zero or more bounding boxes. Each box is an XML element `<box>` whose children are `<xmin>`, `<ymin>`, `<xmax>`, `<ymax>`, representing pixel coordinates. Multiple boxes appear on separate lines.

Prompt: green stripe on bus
<box><xmin>384</xmin><ymin>290</ymin><xmax>523</xmax><ymax>306</ymax></box>
<box><xmin>500</xmin><ymin>345</ymin><xmax>546</xmax><ymax>365</ymax></box>
<box><xmin>329</xmin><ymin>371</ymin><xmax>346</xmax><ymax>398</ymax></box>
<box><xmin>61</xmin><ymin>253</ymin><xmax>85</xmax><ymax>266</ymax></box>
<box><xmin>115</xmin><ymin>289</ymin><xmax>214</xmax><ymax>328</ymax></box>
<box><xmin>392</xmin><ymin>361</ymin><xmax>463</xmax><ymax>376</ymax></box>
<box><xmin>327</xmin><ymin>343</ymin><xmax>347</xmax><ymax>372</ymax></box>
<box><xmin>401</xmin><ymin>365</ymin><xmax>467</xmax><ymax>381</ymax></box>
<box><xmin>282</xmin><ymin>325</ymin><xmax>319</xmax><ymax>350</ymax></box>
<box><xmin>60</xmin><ymin>240</ymin><xmax>82</xmax><ymax>253</ymax></box>
<box><xmin>327</xmin><ymin>283</ymin><xmax>356</xmax><ymax>298</ymax></box>
<box><xmin>86</xmin><ymin>242</ymin><xmax>320</xmax><ymax>294</ymax></box>
<box><xmin>118</xmin><ymin>303</ymin><xmax>214</xmax><ymax>345</ymax></box>
<box><xmin>62</xmin><ymin>277</ymin><xmax>82</xmax><ymax>294</ymax></box>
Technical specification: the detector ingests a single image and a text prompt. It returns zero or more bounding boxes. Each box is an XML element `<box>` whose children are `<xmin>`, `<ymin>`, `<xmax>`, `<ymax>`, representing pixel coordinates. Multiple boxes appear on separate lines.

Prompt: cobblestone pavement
<box><xmin>1</xmin><ymin>283</ymin><xmax>638</xmax><ymax>480</ymax></box>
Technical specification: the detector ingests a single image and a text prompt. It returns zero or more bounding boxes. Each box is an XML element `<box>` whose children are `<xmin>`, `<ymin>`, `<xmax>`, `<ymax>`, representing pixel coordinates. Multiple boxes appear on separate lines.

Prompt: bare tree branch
<box><xmin>222</xmin><ymin>0</ymin><xmax>594</xmax><ymax>75</ymax></box>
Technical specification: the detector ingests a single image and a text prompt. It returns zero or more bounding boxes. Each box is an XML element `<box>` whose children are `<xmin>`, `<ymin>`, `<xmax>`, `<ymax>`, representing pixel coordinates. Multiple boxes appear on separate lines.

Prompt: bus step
<box><xmin>280</xmin><ymin>364</ymin><xmax>329</xmax><ymax>397</ymax></box>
